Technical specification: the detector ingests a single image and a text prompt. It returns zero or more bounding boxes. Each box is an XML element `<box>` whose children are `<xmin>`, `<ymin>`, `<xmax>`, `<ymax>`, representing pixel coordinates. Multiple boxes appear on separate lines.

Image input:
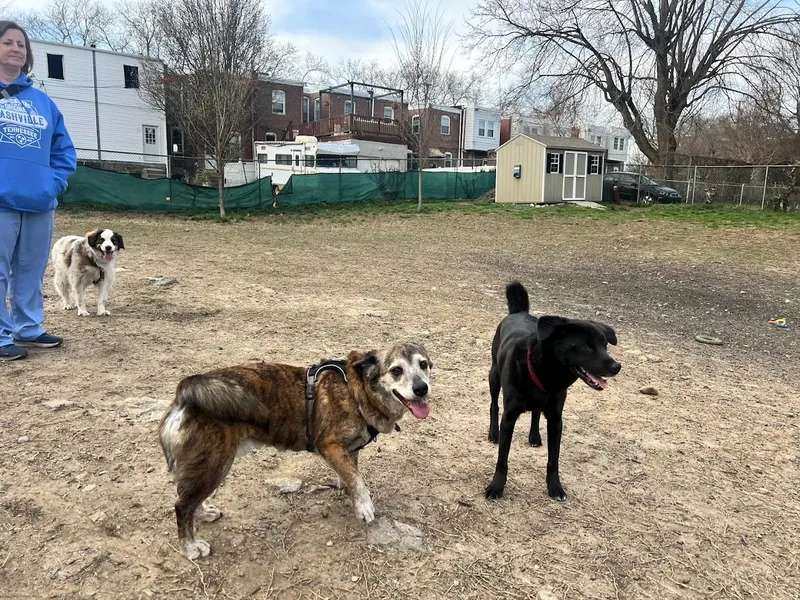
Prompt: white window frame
<box><xmin>383</xmin><ymin>106</ymin><xmax>394</xmax><ymax>120</ymax></box>
<box><xmin>314</xmin><ymin>98</ymin><xmax>321</xmax><ymax>120</ymax></box>
<box><xmin>441</xmin><ymin>115</ymin><xmax>451</xmax><ymax>135</ymax></box>
<box><xmin>595</xmin><ymin>135</ymin><xmax>603</xmax><ymax>145</ymax></box>
<box><xmin>412</xmin><ymin>115</ymin><xmax>420</xmax><ymax>135</ymax></box>
<box><xmin>548</xmin><ymin>153</ymin><xmax>560</xmax><ymax>173</ymax></box>
<box><xmin>444</xmin><ymin>152</ymin><xmax>452</xmax><ymax>167</ymax></box>
<box><xmin>265</xmin><ymin>132</ymin><xmax>277</xmax><ymax>142</ymax></box>
<box><xmin>487</xmin><ymin>121</ymin><xmax>495</xmax><ymax>138</ymax></box>
<box><xmin>589</xmin><ymin>155</ymin><xmax>600</xmax><ymax>175</ymax></box>
<box><xmin>344</xmin><ymin>100</ymin><xmax>354</xmax><ymax>115</ymax></box>
<box><xmin>272</xmin><ymin>90</ymin><xmax>286</xmax><ymax>115</ymax></box>
<box><xmin>143</xmin><ymin>125</ymin><xmax>157</xmax><ymax>147</ymax></box>
<box><xmin>478</xmin><ymin>119</ymin><xmax>486</xmax><ymax>137</ymax></box>
<box><xmin>302</xmin><ymin>96</ymin><xmax>310</xmax><ymax>122</ymax></box>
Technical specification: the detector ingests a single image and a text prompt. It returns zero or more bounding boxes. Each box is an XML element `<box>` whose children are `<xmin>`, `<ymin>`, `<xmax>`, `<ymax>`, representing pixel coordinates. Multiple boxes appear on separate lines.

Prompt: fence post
<box><xmin>692</xmin><ymin>166</ymin><xmax>697</xmax><ymax>204</ymax></box>
<box><xmin>739</xmin><ymin>183</ymin><xmax>744</xmax><ymax>207</ymax></box>
<box><xmin>761</xmin><ymin>166</ymin><xmax>769</xmax><ymax>210</ymax></box>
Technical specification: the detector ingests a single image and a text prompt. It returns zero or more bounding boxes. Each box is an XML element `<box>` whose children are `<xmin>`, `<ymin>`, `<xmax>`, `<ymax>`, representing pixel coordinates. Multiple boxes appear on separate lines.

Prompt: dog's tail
<box><xmin>506</xmin><ymin>281</ymin><xmax>530</xmax><ymax>314</ymax></box>
<box><xmin>175</xmin><ymin>374</ymin><xmax>271</xmax><ymax>424</ymax></box>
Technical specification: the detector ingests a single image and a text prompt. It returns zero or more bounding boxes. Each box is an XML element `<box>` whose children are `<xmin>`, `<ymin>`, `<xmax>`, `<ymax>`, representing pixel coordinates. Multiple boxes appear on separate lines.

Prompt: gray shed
<box><xmin>496</xmin><ymin>134</ymin><xmax>608</xmax><ymax>204</ymax></box>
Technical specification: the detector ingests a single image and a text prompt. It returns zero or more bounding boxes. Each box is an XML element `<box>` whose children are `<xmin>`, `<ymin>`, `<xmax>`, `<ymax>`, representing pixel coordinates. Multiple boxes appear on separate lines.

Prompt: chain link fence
<box><xmin>74</xmin><ymin>148</ymin><xmax>497</xmax><ymax>189</ymax></box>
<box><xmin>628</xmin><ymin>163</ymin><xmax>799</xmax><ymax>211</ymax></box>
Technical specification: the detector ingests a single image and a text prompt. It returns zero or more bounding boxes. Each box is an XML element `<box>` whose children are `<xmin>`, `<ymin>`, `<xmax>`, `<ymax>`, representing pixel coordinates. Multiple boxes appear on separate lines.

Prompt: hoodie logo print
<box><xmin>0</xmin><ymin>97</ymin><xmax>48</xmax><ymax>149</ymax></box>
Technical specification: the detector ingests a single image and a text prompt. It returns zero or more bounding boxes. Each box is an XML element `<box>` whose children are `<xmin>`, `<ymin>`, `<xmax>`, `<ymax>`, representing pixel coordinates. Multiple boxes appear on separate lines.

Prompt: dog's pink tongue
<box><xmin>588</xmin><ymin>373</ymin><xmax>608</xmax><ymax>390</ymax></box>
<box><xmin>104</xmin><ymin>252</ymin><xmax>114</xmax><ymax>261</ymax></box>
<box><xmin>408</xmin><ymin>399</ymin><xmax>430</xmax><ymax>419</ymax></box>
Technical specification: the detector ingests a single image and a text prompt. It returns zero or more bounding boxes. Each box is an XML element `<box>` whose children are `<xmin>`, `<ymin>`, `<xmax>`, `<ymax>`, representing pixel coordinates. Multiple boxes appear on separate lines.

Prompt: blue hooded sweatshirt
<box><xmin>0</xmin><ymin>73</ymin><xmax>77</xmax><ymax>212</ymax></box>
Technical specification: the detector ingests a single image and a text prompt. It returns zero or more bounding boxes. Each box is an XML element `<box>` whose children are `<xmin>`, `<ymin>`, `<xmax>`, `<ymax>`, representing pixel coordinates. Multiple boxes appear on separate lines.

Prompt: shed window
<box><xmin>547</xmin><ymin>153</ymin><xmax>561</xmax><ymax>173</ymax></box>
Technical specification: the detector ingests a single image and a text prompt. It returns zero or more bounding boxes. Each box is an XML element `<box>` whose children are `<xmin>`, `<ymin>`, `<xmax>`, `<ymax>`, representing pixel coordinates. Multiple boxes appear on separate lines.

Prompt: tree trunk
<box><xmin>217</xmin><ymin>166</ymin><xmax>226</xmax><ymax>218</ymax></box>
<box><xmin>418</xmin><ymin>161</ymin><xmax>423</xmax><ymax>211</ymax></box>
<box><xmin>417</xmin><ymin>132</ymin><xmax>423</xmax><ymax>211</ymax></box>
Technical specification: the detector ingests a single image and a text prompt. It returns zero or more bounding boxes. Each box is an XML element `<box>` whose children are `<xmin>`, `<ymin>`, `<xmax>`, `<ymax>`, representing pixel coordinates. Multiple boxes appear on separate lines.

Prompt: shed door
<box><xmin>562</xmin><ymin>151</ymin><xmax>587</xmax><ymax>200</ymax></box>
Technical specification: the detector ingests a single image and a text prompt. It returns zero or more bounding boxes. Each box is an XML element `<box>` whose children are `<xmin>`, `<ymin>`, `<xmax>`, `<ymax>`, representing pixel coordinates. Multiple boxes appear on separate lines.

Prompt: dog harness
<box><xmin>526</xmin><ymin>347</ymin><xmax>546</xmax><ymax>393</ymax></box>
<box><xmin>304</xmin><ymin>360</ymin><xmax>381</xmax><ymax>452</ymax></box>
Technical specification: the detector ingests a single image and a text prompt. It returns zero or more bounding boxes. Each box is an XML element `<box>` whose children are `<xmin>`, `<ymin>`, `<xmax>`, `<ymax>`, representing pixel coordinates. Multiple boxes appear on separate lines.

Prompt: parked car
<box><xmin>602</xmin><ymin>172</ymin><xmax>683</xmax><ymax>204</ymax></box>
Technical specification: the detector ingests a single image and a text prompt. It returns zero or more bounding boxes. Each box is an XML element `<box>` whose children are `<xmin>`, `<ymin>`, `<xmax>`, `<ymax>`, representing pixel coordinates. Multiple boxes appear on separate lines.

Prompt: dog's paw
<box><xmin>96</xmin><ymin>308</ymin><xmax>111</xmax><ymax>317</ymax></box>
<box><xmin>195</xmin><ymin>502</ymin><xmax>222</xmax><ymax>523</ymax></box>
<box><xmin>181</xmin><ymin>539</ymin><xmax>211</xmax><ymax>560</ymax></box>
<box><xmin>77</xmin><ymin>308</ymin><xmax>90</xmax><ymax>317</ymax></box>
<box><xmin>528</xmin><ymin>433</ymin><xmax>543</xmax><ymax>447</ymax></box>
<box><xmin>488</xmin><ymin>429</ymin><xmax>499</xmax><ymax>444</ymax></box>
<box><xmin>484</xmin><ymin>475</ymin><xmax>506</xmax><ymax>500</ymax></box>
<box><xmin>354</xmin><ymin>497</ymin><xmax>375</xmax><ymax>523</ymax></box>
<box><xmin>61</xmin><ymin>303</ymin><xmax>75</xmax><ymax>311</ymax></box>
<box><xmin>547</xmin><ymin>478</ymin><xmax>568</xmax><ymax>502</ymax></box>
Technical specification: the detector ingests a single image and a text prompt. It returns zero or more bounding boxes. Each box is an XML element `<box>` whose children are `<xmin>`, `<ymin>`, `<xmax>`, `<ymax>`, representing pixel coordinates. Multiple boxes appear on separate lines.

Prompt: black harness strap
<box><xmin>0</xmin><ymin>85</ymin><xmax>25</xmax><ymax>100</ymax></box>
<box><xmin>305</xmin><ymin>360</ymin><xmax>348</xmax><ymax>452</ymax></box>
<box><xmin>304</xmin><ymin>359</ymin><xmax>402</xmax><ymax>453</ymax></box>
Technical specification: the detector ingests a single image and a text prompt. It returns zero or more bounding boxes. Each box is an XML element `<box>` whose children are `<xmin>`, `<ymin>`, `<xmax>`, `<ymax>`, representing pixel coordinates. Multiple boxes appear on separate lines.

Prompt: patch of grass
<box><xmin>59</xmin><ymin>199</ymin><xmax>800</xmax><ymax>229</ymax></box>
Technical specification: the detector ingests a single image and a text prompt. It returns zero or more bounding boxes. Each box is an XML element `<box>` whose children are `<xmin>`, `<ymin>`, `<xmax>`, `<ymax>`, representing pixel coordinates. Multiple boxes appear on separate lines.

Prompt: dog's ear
<box><xmin>598</xmin><ymin>323</ymin><xmax>617</xmax><ymax>346</ymax></box>
<box><xmin>353</xmin><ymin>351</ymin><xmax>381</xmax><ymax>379</ymax></box>
<box><xmin>112</xmin><ymin>232</ymin><xmax>124</xmax><ymax>249</ymax></box>
<box><xmin>537</xmin><ymin>316</ymin><xmax>569</xmax><ymax>341</ymax></box>
<box><xmin>86</xmin><ymin>230</ymin><xmax>101</xmax><ymax>248</ymax></box>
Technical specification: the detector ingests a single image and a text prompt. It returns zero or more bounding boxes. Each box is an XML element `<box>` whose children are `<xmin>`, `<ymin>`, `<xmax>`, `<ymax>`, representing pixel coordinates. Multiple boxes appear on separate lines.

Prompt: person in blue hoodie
<box><xmin>0</xmin><ymin>21</ymin><xmax>77</xmax><ymax>361</ymax></box>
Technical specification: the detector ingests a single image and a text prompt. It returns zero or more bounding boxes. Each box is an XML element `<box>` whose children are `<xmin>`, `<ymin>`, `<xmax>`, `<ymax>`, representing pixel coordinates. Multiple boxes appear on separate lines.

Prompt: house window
<box><xmin>444</xmin><ymin>152</ymin><xmax>452</xmax><ymax>168</ymax></box>
<box><xmin>314</xmin><ymin>98</ymin><xmax>321</xmax><ymax>120</ymax></box>
<box><xmin>344</xmin><ymin>100</ymin><xmax>354</xmax><ymax>115</ymax></box>
<box><xmin>47</xmin><ymin>54</ymin><xmax>64</xmax><ymax>80</ymax></box>
<box><xmin>595</xmin><ymin>136</ymin><xmax>603</xmax><ymax>145</ymax></box>
<box><xmin>613</xmin><ymin>137</ymin><xmax>625</xmax><ymax>151</ymax></box>
<box><xmin>548</xmin><ymin>153</ymin><xmax>560</xmax><ymax>173</ymax></box>
<box><xmin>412</xmin><ymin>115</ymin><xmax>420</xmax><ymax>134</ymax></box>
<box><xmin>441</xmin><ymin>115</ymin><xmax>451</xmax><ymax>135</ymax></box>
<box><xmin>123</xmin><ymin>65</ymin><xmax>139</xmax><ymax>89</ymax></box>
<box><xmin>383</xmin><ymin>106</ymin><xmax>394</xmax><ymax>120</ymax></box>
<box><xmin>265</xmin><ymin>132</ymin><xmax>277</xmax><ymax>142</ymax></box>
<box><xmin>478</xmin><ymin>119</ymin><xmax>486</xmax><ymax>137</ymax></box>
<box><xmin>272</xmin><ymin>90</ymin><xmax>285</xmax><ymax>114</ymax></box>
<box><xmin>144</xmin><ymin>126</ymin><xmax>157</xmax><ymax>146</ymax></box>
<box><xmin>589</xmin><ymin>155</ymin><xmax>600</xmax><ymax>175</ymax></box>
<box><xmin>302</xmin><ymin>96</ymin><xmax>310</xmax><ymax>123</ymax></box>
<box><xmin>275</xmin><ymin>154</ymin><xmax>292</xmax><ymax>165</ymax></box>
<box><xmin>487</xmin><ymin>121</ymin><xmax>495</xmax><ymax>137</ymax></box>
<box><xmin>170</xmin><ymin>128</ymin><xmax>184</xmax><ymax>154</ymax></box>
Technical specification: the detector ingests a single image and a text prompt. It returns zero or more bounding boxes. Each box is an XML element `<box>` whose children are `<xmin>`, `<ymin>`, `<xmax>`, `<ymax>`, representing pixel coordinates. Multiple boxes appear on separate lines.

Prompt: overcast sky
<box><xmin>11</xmin><ymin>0</ymin><xmax>479</xmax><ymax>72</ymax></box>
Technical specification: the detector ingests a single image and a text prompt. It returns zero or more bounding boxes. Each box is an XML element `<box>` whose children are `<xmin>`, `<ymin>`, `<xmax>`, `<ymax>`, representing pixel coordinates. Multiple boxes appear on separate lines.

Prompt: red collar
<box><xmin>526</xmin><ymin>347</ymin><xmax>546</xmax><ymax>392</ymax></box>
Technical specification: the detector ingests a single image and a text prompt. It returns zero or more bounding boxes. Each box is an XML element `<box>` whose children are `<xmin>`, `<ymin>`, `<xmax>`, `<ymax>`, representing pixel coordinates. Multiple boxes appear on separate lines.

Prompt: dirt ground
<box><xmin>1</xmin><ymin>207</ymin><xmax>798</xmax><ymax>600</ymax></box>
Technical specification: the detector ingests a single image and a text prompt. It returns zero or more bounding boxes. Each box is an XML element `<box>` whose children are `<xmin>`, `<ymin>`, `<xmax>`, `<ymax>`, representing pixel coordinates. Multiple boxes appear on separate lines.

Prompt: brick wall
<box><xmin>244</xmin><ymin>80</ymin><xmax>304</xmax><ymax>158</ymax></box>
<box><xmin>407</xmin><ymin>107</ymin><xmax>462</xmax><ymax>160</ymax></box>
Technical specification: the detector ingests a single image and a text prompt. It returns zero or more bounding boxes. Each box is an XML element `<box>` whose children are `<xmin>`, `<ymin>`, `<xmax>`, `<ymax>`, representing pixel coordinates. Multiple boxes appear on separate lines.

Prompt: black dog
<box><xmin>485</xmin><ymin>282</ymin><xmax>621</xmax><ymax>501</ymax></box>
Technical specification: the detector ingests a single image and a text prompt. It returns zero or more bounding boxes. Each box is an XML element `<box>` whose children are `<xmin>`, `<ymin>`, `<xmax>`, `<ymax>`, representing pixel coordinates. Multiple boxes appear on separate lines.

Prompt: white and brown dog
<box><xmin>51</xmin><ymin>229</ymin><xmax>124</xmax><ymax>317</ymax></box>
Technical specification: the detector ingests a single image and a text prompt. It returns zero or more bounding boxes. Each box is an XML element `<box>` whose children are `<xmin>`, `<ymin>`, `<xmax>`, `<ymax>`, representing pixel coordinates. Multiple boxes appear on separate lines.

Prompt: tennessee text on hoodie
<box><xmin>0</xmin><ymin>74</ymin><xmax>77</xmax><ymax>212</ymax></box>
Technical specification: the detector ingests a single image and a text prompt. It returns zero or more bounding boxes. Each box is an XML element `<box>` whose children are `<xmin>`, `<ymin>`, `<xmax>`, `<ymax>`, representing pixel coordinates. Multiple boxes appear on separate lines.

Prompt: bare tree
<box><xmin>387</xmin><ymin>0</ymin><xmax>455</xmax><ymax>209</ymax></box>
<box><xmin>16</xmin><ymin>0</ymin><xmax>128</xmax><ymax>51</ymax></box>
<box><xmin>116</xmin><ymin>0</ymin><xmax>165</xmax><ymax>58</ymax></box>
<box><xmin>139</xmin><ymin>0</ymin><xmax>272</xmax><ymax>217</ymax></box>
<box><xmin>468</xmin><ymin>0</ymin><xmax>800</xmax><ymax>171</ymax></box>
